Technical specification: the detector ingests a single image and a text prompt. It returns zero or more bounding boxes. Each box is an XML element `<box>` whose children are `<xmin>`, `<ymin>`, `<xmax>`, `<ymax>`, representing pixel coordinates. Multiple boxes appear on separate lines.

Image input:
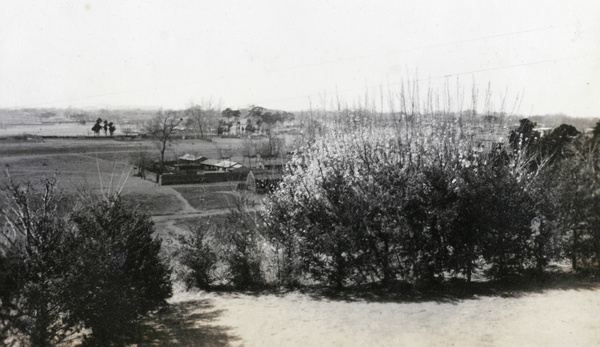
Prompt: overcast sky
<box><xmin>1</xmin><ymin>1</ymin><xmax>598</xmax><ymax>117</ymax></box>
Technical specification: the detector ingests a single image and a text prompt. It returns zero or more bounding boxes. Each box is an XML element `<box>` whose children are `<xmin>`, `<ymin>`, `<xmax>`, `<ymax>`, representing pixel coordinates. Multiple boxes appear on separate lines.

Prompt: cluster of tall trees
<box><xmin>260</xmin><ymin>112</ymin><xmax>600</xmax><ymax>288</ymax></box>
<box><xmin>531</xmin><ymin>121</ymin><xmax>600</xmax><ymax>272</ymax></box>
<box><xmin>184</xmin><ymin>102</ymin><xmax>220</xmax><ymax>139</ymax></box>
<box><xmin>0</xmin><ymin>177</ymin><xmax>171</xmax><ymax>346</ymax></box>
<box><xmin>91</xmin><ymin>118</ymin><xmax>116</xmax><ymax>136</ymax></box>
<box><xmin>218</xmin><ymin>106</ymin><xmax>294</xmax><ymax>135</ymax></box>
<box><xmin>246</xmin><ymin>106</ymin><xmax>294</xmax><ymax>131</ymax></box>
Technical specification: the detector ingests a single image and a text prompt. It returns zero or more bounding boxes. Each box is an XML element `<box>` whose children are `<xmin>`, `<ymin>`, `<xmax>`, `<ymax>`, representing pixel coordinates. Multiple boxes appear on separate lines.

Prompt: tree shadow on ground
<box><xmin>132</xmin><ymin>299</ymin><xmax>240</xmax><ymax>347</ymax></box>
<box><xmin>296</xmin><ymin>270</ymin><xmax>600</xmax><ymax>305</ymax></box>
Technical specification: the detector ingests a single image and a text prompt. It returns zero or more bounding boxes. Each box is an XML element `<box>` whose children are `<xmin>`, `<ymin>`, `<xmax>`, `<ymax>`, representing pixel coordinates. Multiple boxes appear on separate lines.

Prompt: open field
<box><xmin>0</xmin><ymin>136</ymin><xmax>273</xmax><ymax>215</ymax></box>
<box><xmin>171</xmin><ymin>183</ymin><xmax>261</xmax><ymax>211</ymax></box>
<box><xmin>0</xmin><ymin>122</ymin><xmax>100</xmax><ymax>137</ymax></box>
<box><xmin>2</xmin><ymin>135</ymin><xmax>600</xmax><ymax>346</ymax></box>
<box><xmin>0</xmin><ymin>137</ymin><xmax>237</xmax><ymax>186</ymax></box>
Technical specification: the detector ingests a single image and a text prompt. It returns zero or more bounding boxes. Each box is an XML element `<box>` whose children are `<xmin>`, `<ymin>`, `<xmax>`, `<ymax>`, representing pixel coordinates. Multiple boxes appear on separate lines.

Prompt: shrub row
<box><xmin>179</xmin><ymin>113</ymin><xmax>600</xmax><ymax>291</ymax></box>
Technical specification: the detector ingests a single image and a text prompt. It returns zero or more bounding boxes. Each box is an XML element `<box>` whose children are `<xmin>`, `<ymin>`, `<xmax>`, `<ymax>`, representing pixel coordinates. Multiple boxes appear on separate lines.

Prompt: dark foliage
<box><xmin>543</xmin><ymin>135</ymin><xmax>600</xmax><ymax>272</ymax></box>
<box><xmin>67</xmin><ymin>196</ymin><xmax>172</xmax><ymax>345</ymax></box>
<box><xmin>593</xmin><ymin>120</ymin><xmax>600</xmax><ymax>140</ymax></box>
<box><xmin>0</xmin><ymin>177</ymin><xmax>76</xmax><ymax>346</ymax></box>
<box><xmin>91</xmin><ymin>119</ymin><xmax>102</xmax><ymax>136</ymax></box>
<box><xmin>108</xmin><ymin>122</ymin><xmax>116</xmax><ymax>136</ymax></box>
<box><xmin>539</xmin><ymin>124</ymin><xmax>580</xmax><ymax>163</ymax></box>
<box><xmin>509</xmin><ymin>118</ymin><xmax>540</xmax><ymax>154</ymax></box>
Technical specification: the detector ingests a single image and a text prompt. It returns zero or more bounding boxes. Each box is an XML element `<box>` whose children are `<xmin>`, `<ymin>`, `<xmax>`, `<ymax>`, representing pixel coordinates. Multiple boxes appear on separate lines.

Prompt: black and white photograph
<box><xmin>1</xmin><ymin>1</ymin><xmax>599</xmax><ymax>346</ymax></box>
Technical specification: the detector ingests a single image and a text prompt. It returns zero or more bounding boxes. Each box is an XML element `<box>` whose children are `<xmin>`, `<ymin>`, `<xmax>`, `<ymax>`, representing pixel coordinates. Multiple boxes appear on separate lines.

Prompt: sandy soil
<box><xmin>139</xmin><ymin>286</ymin><xmax>600</xmax><ymax>347</ymax></box>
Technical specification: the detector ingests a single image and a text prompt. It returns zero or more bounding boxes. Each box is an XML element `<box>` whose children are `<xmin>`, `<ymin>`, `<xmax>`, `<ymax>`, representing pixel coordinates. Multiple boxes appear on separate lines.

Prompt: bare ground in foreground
<box><xmin>135</xmin><ymin>282</ymin><xmax>600</xmax><ymax>347</ymax></box>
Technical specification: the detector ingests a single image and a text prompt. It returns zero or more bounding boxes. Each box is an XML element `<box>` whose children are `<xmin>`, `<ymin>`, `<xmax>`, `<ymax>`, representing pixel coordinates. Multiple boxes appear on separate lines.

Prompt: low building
<box><xmin>199</xmin><ymin>158</ymin><xmax>244</xmax><ymax>171</ymax></box>
<box><xmin>175</xmin><ymin>154</ymin><xmax>208</xmax><ymax>172</ymax></box>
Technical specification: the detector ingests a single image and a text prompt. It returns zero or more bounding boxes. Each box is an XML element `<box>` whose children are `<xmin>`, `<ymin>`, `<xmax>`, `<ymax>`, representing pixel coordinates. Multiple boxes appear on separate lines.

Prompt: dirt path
<box><xmin>149</xmin><ymin>287</ymin><xmax>600</xmax><ymax>347</ymax></box>
<box><xmin>162</xmin><ymin>186</ymin><xmax>199</xmax><ymax>215</ymax></box>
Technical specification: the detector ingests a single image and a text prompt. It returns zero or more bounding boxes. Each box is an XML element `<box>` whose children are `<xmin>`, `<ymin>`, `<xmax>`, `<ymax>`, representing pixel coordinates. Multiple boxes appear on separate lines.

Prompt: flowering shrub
<box><xmin>180</xmin><ymin>106</ymin><xmax>597</xmax><ymax>291</ymax></box>
<box><xmin>263</xmin><ymin>110</ymin><xmax>544</xmax><ymax>288</ymax></box>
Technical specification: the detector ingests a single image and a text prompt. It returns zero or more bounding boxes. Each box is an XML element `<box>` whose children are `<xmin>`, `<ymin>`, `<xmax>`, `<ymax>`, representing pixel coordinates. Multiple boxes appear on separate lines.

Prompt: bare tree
<box><xmin>144</xmin><ymin>110</ymin><xmax>183</xmax><ymax>174</ymax></box>
<box><xmin>185</xmin><ymin>100</ymin><xmax>220</xmax><ymax>139</ymax></box>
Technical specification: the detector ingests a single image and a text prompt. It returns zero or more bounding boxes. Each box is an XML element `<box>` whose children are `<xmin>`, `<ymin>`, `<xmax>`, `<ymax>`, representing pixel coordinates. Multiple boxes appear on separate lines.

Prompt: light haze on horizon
<box><xmin>1</xmin><ymin>1</ymin><xmax>599</xmax><ymax>117</ymax></box>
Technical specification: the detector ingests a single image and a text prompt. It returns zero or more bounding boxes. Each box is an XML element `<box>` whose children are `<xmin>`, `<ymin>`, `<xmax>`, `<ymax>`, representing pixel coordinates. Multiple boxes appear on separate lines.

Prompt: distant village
<box><xmin>129</xmin><ymin>106</ymin><xmax>299</xmax><ymax>193</ymax></box>
<box><xmin>135</xmin><ymin>152</ymin><xmax>285</xmax><ymax>194</ymax></box>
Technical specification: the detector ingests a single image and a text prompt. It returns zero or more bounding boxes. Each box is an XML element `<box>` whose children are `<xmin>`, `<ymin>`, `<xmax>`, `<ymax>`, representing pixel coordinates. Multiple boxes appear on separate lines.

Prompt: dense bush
<box><xmin>176</xmin><ymin>221</ymin><xmax>218</xmax><ymax>290</ymax></box>
<box><xmin>0</xmin><ymin>179</ymin><xmax>172</xmax><ymax>346</ymax></box>
<box><xmin>67</xmin><ymin>196</ymin><xmax>172</xmax><ymax>345</ymax></box>
<box><xmin>175</xmin><ymin>111</ymin><xmax>599</xmax><ymax>293</ymax></box>
<box><xmin>177</xmin><ymin>202</ymin><xmax>265</xmax><ymax>290</ymax></box>
<box><xmin>544</xmin><ymin>136</ymin><xmax>600</xmax><ymax>271</ymax></box>
<box><xmin>262</xmin><ymin>112</ymin><xmax>550</xmax><ymax>288</ymax></box>
<box><xmin>169</xmin><ymin>106</ymin><xmax>599</xmax><ymax>293</ymax></box>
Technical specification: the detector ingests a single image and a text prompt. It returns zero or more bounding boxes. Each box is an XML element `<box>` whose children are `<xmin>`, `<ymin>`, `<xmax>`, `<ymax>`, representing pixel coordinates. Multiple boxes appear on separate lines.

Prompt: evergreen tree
<box><xmin>0</xmin><ymin>177</ymin><xmax>76</xmax><ymax>346</ymax></box>
<box><xmin>91</xmin><ymin>118</ymin><xmax>103</xmax><ymax>136</ymax></box>
<box><xmin>66</xmin><ymin>196</ymin><xmax>172</xmax><ymax>345</ymax></box>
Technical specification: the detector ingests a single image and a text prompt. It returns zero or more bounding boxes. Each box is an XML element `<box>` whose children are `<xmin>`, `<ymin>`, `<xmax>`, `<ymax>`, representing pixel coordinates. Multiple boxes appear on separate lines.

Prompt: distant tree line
<box><xmin>217</xmin><ymin>105</ymin><xmax>294</xmax><ymax>136</ymax></box>
<box><xmin>91</xmin><ymin>118</ymin><xmax>116</xmax><ymax>136</ymax></box>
